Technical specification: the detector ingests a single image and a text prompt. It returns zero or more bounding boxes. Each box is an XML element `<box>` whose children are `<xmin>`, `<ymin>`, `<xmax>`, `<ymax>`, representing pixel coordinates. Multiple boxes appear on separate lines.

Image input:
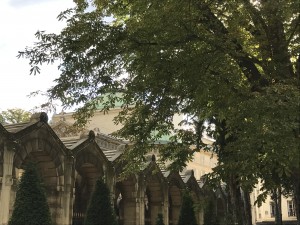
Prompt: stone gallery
<box><xmin>0</xmin><ymin>113</ymin><xmax>205</xmax><ymax>225</ymax></box>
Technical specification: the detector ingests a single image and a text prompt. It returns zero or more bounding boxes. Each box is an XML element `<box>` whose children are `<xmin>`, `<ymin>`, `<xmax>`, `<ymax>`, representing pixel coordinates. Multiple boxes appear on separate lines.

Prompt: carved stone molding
<box><xmin>52</xmin><ymin>122</ymin><xmax>85</xmax><ymax>138</ymax></box>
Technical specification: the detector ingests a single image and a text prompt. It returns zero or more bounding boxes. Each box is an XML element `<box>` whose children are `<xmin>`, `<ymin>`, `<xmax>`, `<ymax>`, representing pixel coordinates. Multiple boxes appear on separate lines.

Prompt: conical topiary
<box><xmin>8</xmin><ymin>162</ymin><xmax>52</xmax><ymax>225</ymax></box>
<box><xmin>84</xmin><ymin>178</ymin><xmax>118</xmax><ymax>225</ymax></box>
<box><xmin>177</xmin><ymin>191</ymin><xmax>198</xmax><ymax>225</ymax></box>
<box><xmin>156</xmin><ymin>213</ymin><xmax>165</xmax><ymax>225</ymax></box>
<box><xmin>204</xmin><ymin>197</ymin><xmax>219</xmax><ymax>225</ymax></box>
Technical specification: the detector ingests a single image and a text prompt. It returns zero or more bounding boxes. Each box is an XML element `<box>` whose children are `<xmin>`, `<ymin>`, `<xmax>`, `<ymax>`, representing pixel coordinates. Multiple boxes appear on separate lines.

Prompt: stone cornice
<box><xmin>13</xmin><ymin>121</ymin><xmax>70</xmax><ymax>156</ymax></box>
<box><xmin>71</xmin><ymin>135</ymin><xmax>111</xmax><ymax>166</ymax></box>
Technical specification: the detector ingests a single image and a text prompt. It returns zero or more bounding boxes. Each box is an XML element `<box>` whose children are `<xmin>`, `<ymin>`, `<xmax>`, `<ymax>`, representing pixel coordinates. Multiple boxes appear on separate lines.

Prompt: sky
<box><xmin>0</xmin><ymin>0</ymin><xmax>75</xmax><ymax>112</ymax></box>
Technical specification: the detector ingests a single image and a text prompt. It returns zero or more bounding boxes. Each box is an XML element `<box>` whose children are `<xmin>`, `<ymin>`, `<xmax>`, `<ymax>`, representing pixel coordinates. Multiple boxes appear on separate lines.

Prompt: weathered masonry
<box><xmin>0</xmin><ymin>113</ymin><xmax>205</xmax><ymax>225</ymax></box>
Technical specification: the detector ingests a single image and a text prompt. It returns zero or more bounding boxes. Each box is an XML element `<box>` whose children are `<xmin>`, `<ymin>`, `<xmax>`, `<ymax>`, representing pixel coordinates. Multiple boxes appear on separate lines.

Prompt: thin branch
<box><xmin>195</xmin><ymin>1</ymin><xmax>268</xmax><ymax>87</ymax></box>
<box><xmin>287</xmin><ymin>15</ymin><xmax>300</xmax><ymax>45</ymax></box>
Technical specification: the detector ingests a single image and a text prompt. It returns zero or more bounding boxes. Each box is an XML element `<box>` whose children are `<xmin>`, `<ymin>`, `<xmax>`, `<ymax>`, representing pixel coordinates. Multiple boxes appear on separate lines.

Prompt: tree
<box><xmin>177</xmin><ymin>191</ymin><xmax>198</xmax><ymax>225</ymax></box>
<box><xmin>203</xmin><ymin>196</ymin><xmax>219</xmax><ymax>225</ymax></box>
<box><xmin>18</xmin><ymin>0</ymin><xmax>300</xmax><ymax>223</ymax></box>
<box><xmin>84</xmin><ymin>178</ymin><xmax>118</xmax><ymax>225</ymax></box>
<box><xmin>0</xmin><ymin>108</ymin><xmax>31</xmax><ymax>124</ymax></box>
<box><xmin>9</xmin><ymin>162</ymin><xmax>52</xmax><ymax>225</ymax></box>
<box><xmin>155</xmin><ymin>213</ymin><xmax>165</xmax><ymax>225</ymax></box>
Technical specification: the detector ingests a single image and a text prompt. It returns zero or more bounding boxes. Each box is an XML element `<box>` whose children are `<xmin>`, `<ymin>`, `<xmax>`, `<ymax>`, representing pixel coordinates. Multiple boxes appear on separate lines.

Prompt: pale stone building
<box><xmin>251</xmin><ymin>183</ymin><xmax>297</xmax><ymax>224</ymax></box>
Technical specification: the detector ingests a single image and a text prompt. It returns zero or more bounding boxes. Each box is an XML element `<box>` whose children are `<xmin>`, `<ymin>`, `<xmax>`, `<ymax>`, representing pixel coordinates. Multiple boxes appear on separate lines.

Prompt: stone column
<box><xmin>196</xmin><ymin>199</ymin><xmax>204</xmax><ymax>225</ymax></box>
<box><xmin>62</xmin><ymin>156</ymin><xmax>74</xmax><ymax>225</ymax></box>
<box><xmin>122</xmin><ymin>193</ymin><xmax>143</xmax><ymax>225</ymax></box>
<box><xmin>163</xmin><ymin>185</ymin><xmax>169</xmax><ymax>225</ymax></box>
<box><xmin>136</xmin><ymin>192</ymin><xmax>146</xmax><ymax>225</ymax></box>
<box><xmin>0</xmin><ymin>144</ymin><xmax>15</xmax><ymax>225</ymax></box>
<box><xmin>136</xmin><ymin>178</ymin><xmax>146</xmax><ymax>225</ymax></box>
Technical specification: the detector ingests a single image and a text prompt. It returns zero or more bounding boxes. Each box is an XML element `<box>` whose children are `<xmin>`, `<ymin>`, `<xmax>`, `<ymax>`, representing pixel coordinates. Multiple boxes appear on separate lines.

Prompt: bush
<box><xmin>204</xmin><ymin>198</ymin><xmax>219</xmax><ymax>225</ymax></box>
<box><xmin>84</xmin><ymin>178</ymin><xmax>118</xmax><ymax>225</ymax></box>
<box><xmin>8</xmin><ymin>162</ymin><xmax>52</xmax><ymax>225</ymax></box>
<box><xmin>177</xmin><ymin>191</ymin><xmax>198</xmax><ymax>225</ymax></box>
<box><xmin>156</xmin><ymin>213</ymin><xmax>165</xmax><ymax>225</ymax></box>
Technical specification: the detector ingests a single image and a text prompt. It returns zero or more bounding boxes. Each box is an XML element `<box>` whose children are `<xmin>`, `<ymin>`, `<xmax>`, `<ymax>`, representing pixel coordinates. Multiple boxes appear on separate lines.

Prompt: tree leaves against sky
<box><xmin>18</xmin><ymin>0</ymin><xmax>300</xmax><ymax>217</ymax></box>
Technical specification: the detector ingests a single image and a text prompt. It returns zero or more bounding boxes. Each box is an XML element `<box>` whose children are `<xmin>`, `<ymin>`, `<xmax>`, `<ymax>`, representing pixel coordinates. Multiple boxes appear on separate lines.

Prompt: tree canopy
<box><xmin>19</xmin><ymin>0</ymin><xmax>300</xmax><ymax>222</ymax></box>
<box><xmin>0</xmin><ymin>108</ymin><xmax>32</xmax><ymax>124</ymax></box>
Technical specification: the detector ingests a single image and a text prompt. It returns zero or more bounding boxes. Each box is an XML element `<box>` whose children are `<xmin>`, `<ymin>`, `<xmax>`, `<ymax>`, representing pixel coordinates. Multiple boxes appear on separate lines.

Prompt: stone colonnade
<box><xmin>0</xmin><ymin>113</ymin><xmax>204</xmax><ymax>225</ymax></box>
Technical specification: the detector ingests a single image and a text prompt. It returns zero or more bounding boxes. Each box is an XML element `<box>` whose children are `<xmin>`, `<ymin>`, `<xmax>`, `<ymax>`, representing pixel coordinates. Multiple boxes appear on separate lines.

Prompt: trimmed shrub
<box><xmin>204</xmin><ymin>198</ymin><xmax>219</xmax><ymax>225</ymax></box>
<box><xmin>9</xmin><ymin>162</ymin><xmax>52</xmax><ymax>225</ymax></box>
<box><xmin>84</xmin><ymin>178</ymin><xmax>118</xmax><ymax>225</ymax></box>
<box><xmin>156</xmin><ymin>213</ymin><xmax>165</xmax><ymax>225</ymax></box>
<box><xmin>177</xmin><ymin>191</ymin><xmax>198</xmax><ymax>225</ymax></box>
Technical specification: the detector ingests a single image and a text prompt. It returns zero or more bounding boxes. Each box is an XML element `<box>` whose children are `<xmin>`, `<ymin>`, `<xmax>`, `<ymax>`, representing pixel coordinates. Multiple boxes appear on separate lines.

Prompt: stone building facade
<box><xmin>0</xmin><ymin>113</ymin><xmax>206</xmax><ymax>225</ymax></box>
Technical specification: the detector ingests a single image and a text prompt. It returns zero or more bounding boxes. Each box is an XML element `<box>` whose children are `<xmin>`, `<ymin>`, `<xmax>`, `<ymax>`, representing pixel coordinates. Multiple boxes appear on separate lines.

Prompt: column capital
<box><xmin>5</xmin><ymin>140</ymin><xmax>19</xmax><ymax>151</ymax></box>
<box><xmin>3</xmin><ymin>143</ymin><xmax>16</xmax><ymax>162</ymax></box>
<box><xmin>4</xmin><ymin>175</ymin><xmax>14</xmax><ymax>186</ymax></box>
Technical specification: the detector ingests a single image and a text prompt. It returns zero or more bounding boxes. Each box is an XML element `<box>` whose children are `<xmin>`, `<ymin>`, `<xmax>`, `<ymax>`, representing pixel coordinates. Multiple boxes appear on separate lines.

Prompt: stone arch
<box><xmin>114</xmin><ymin>183</ymin><xmax>124</xmax><ymax>225</ymax></box>
<box><xmin>144</xmin><ymin>187</ymin><xmax>151</xmax><ymax>225</ymax></box>
<box><xmin>185</xmin><ymin>173</ymin><xmax>204</xmax><ymax>225</ymax></box>
<box><xmin>12</xmin><ymin>136</ymin><xmax>66</xmax><ymax>225</ymax></box>
<box><xmin>14</xmin><ymin>138</ymin><xmax>64</xmax><ymax>187</ymax></box>
<box><xmin>72</xmin><ymin>148</ymin><xmax>107</xmax><ymax>225</ymax></box>
<box><xmin>143</xmin><ymin>163</ymin><xmax>167</xmax><ymax>225</ymax></box>
<box><xmin>167</xmin><ymin>172</ymin><xmax>185</xmax><ymax>225</ymax></box>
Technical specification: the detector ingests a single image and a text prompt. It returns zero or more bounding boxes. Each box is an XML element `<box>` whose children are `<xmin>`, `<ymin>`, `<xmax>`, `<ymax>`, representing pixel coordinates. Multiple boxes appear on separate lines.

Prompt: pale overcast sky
<box><xmin>0</xmin><ymin>0</ymin><xmax>75</xmax><ymax>112</ymax></box>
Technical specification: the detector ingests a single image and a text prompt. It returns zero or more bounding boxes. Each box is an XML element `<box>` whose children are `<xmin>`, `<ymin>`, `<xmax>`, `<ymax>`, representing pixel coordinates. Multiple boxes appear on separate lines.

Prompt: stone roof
<box><xmin>60</xmin><ymin>136</ymin><xmax>83</xmax><ymax>149</ymax></box>
<box><xmin>0</xmin><ymin>112</ymin><xmax>205</xmax><ymax>191</ymax></box>
<box><xmin>3</xmin><ymin>121</ymin><xmax>34</xmax><ymax>133</ymax></box>
<box><xmin>94</xmin><ymin>134</ymin><xmax>126</xmax><ymax>161</ymax></box>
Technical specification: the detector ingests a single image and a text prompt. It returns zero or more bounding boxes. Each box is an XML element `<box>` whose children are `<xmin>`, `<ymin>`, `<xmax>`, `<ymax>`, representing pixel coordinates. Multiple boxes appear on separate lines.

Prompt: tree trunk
<box><xmin>237</xmin><ymin>188</ymin><xmax>253</xmax><ymax>225</ymax></box>
<box><xmin>238</xmin><ymin>189</ymin><xmax>248</xmax><ymax>225</ymax></box>
<box><xmin>226</xmin><ymin>186</ymin><xmax>235</xmax><ymax>224</ymax></box>
<box><xmin>273</xmin><ymin>189</ymin><xmax>283</xmax><ymax>225</ymax></box>
<box><xmin>219</xmin><ymin>185</ymin><xmax>229</xmax><ymax>220</ymax></box>
<box><xmin>242</xmin><ymin>190</ymin><xmax>253</xmax><ymax>225</ymax></box>
<box><xmin>228</xmin><ymin>175</ymin><xmax>244</xmax><ymax>225</ymax></box>
<box><xmin>278</xmin><ymin>189</ymin><xmax>282</xmax><ymax>225</ymax></box>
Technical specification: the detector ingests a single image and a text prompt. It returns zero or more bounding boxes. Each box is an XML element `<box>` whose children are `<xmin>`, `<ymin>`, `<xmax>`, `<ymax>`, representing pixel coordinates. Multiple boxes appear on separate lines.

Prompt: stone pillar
<box><xmin>163</xmin><ymin>185</ymin><xmax>169</xmax><ymax>225</ymax></box>
<box><xmin>48</xmin><ymin>187</ymin><xmax>62</xmax><ymax>225</ymax></box>
<box><xmin>196</xmin><ymin>199</ymin><xmax>204</xmax><ymax>225</ymax></box>
<box><xmin>198</xmin><ymin>208</ymin><xmax>204</xmax><ymax>225</ymax></box>
<box><xmin>171</xmin><ymin>203</ymin><xmax>181</xmax><ymax>224</ymax></box>
<box><xmin>136</xmin><ymin>194</ymin><xmax>144</xmax><ymax>225</ymax></box>
<box><xmin>122</xmin><ymin>194</ymin><xmax>142</xmax><ymax>225</ymax></box>
<box><xmin>62</xmin><ymin>156</ymin><xmax>74</xmax><ymax>225</ymax></box>
<box><xmin>0</xmin><ymin>144</ymin><xmax>15</xmax><ymax>225</ymax></box>
<box><xmin>104</xmin><ymin>165</ymin><xmax>115</xmax><ymax>195</ymax></box>
<box><xmin>136</xmin><ymin>178</ymin><xmax>146</xmax><ymax>225</ymax></box>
